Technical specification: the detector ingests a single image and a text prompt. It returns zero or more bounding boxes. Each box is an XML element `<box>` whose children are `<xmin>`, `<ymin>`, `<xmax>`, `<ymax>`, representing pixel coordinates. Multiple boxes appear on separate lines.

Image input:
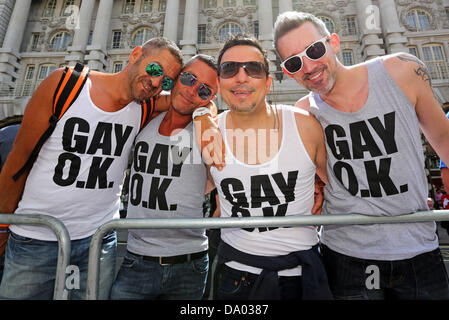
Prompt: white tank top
<box><xmin>210</xmin><ymin>105</ymin><xmax>318</xmax><ymax>276</ymax></box>
<box><xmin>12</xmin><ymin>79</ymin><xmax>141</xmax><ymax>240</ymax></box>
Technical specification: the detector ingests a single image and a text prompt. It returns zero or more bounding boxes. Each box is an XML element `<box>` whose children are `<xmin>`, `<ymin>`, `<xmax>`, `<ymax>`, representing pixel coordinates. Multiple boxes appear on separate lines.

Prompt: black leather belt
<box><xmin>128</xmin><ymin>250</ymin><xmax>208</xmax><ymax>265</ymax></box>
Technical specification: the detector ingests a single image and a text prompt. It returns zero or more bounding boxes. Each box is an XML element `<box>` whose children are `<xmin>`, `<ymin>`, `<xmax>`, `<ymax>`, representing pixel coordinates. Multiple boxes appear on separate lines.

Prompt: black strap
<box><xmin>12</xmin><ymin>63</ymin><xmax>89</xmax><ymax>181</ymax></box>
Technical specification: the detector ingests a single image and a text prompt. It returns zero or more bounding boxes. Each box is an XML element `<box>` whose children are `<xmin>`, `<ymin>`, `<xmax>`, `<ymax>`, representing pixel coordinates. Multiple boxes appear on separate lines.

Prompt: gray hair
<box><xmin>141</xmin><ymin>37</ymin><xmax>184</xmax><ymax>68</ymax></box>
<box><xmin>273</xmin><ymin>11</ymin><xmax>330</xmax><ymax>56</ymax></box>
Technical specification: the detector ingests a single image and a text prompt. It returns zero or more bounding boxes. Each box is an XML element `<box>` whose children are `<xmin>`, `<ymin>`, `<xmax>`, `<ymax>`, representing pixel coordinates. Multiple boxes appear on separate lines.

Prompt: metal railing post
<box><xmin>87</xmin><ymin>210</ymin><xmax>449</xmax><ymax>300</ymax></box>
<box><xmin>0</xmin><ymin>213</ymin><xmax>71</xmax><ymax>300</ymax></box>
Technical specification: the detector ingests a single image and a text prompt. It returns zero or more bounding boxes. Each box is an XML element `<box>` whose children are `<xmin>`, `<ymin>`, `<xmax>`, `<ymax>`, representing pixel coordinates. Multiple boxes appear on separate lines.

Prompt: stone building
<box><xmin>0</xmin><ymin>0</ymin><xmax>448</xmax><ymax>185</ymax></box>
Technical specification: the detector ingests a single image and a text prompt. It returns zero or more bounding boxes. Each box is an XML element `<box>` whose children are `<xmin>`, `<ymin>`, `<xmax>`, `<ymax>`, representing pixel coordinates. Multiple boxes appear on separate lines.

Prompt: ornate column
<box><xmin>257</xmin><ymin>0</ymin><xmax>276</xmax><ymax>71</ymax></box>
<box><xmin>163</xmin><ymin>0</ymin><xmax>180</xmax><ymax>42</ymax></box>
<box><xmin>180</xmin><ymin>0</ymin><xmax>199</xmax><ymax>60</ymax></box>
<box><xmin>85</xmin><ymin>0</ymin><xmax>114</xmax><ymax>70</ymax></box>
<box><xmin>66</xmin><ymin>0</ymin><xmax>96</xmax><ymax>65</ymax></box>
<box><xmin>0</xmin><ymin>0</ymin><xmax>32</xmax><ymax>86</ymax></box>
<box><xmin>278</xmin><ymin>0</ymin><xmax>293</xmax><ymax>14</ymax></box>
<box><xmin>356</xmin><ymin>0</ymin><xmax>385</xmax><ymax>60</ymax></box>
<box><xmin>378</xmin><ymin>0</ymin><xmax>407</xmax><ymax>54</ymax></box>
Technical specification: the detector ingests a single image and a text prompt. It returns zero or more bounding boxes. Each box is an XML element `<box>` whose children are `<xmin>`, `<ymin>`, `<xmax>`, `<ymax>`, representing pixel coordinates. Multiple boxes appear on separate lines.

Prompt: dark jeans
<box><xmin>214</xmin><ymin>264</ymin><xmax>303</xmax><ymax>300</ymax></box>
<box><xmin>321</xmin><ymin>245</ymin><xmax>449</xmax><ymax>300</ymax></box>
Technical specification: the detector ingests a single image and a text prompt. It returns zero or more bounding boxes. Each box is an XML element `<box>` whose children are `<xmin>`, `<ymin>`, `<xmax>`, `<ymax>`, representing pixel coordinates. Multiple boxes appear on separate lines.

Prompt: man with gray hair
<box><xmin>273</xmin><ymin>11</ymin><xmax>449</xmax><ymax>299</ymax></box>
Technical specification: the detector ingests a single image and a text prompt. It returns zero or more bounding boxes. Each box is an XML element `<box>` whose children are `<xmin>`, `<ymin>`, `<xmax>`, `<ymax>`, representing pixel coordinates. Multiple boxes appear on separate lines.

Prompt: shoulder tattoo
<box><xmin>397</xmin><ymin>54</ymin><xmax>432</xmax><ymax>87</ymax></box>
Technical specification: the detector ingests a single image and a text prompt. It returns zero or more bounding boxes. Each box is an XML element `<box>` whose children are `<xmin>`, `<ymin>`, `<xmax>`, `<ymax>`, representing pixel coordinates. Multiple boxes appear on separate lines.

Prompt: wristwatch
<box><xmin>192</xmin><ymin>106</ymin><xmax>212</xmax><ymax>120</ymax></box>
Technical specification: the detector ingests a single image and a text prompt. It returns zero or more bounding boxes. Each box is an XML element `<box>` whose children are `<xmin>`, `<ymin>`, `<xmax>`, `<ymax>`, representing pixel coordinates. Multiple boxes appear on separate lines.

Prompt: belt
<box><xmin>128</xmin><ymin>250</ymin><xmax>208</xmax><ymax>266</ymax></box>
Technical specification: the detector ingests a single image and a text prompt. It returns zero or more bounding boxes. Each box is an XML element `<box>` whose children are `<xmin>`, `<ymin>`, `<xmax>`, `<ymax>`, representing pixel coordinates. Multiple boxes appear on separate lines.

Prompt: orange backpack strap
<box><xmin>139</xmin><ymin>96</ymin><xmax>156</xmax><ymax>131</ymax></box>
<box><xmin>13</xmin><ymin>63</ymin><xmax>90</xmax><ymax>181</ymax></box>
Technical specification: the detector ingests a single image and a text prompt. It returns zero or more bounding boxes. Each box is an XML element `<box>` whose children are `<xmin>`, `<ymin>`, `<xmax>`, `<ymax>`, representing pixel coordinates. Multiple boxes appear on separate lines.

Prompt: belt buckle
<box><xmin>159</xmin><ymin>256</ymin><xmax>170</xmax><ymax>266</ymax></box>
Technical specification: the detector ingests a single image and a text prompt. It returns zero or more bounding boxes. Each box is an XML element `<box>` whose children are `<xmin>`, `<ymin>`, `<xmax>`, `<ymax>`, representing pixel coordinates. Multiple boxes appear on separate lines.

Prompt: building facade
<box><xmin>0</xmin><ymin>0</ymin><xmax>448</xmax><ymax>184</ymax></box>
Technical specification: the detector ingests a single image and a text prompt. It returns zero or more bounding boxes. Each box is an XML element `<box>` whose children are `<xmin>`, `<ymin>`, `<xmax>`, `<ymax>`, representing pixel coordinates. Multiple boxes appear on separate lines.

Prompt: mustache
<box><xmin>230</xmin><ymin>85</ymin><xmax>256</xmax><ymax>92</ymax></box>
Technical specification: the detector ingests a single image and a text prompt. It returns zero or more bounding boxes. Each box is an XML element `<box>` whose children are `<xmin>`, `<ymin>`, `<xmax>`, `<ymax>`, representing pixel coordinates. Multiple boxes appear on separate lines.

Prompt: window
<box><xmin>203</xmin><ymin>0</ymin><xmax>217</xmax><ymax>8</ymax></box>
<box><xmin>50</xmin><ymin>31</ymin><xmax>72</xmax><ymax>51</ymax></box>
<box><xmin>141</xmin><ymin>0</ymin><xmax>153</xmax><ymax>12</ymax></box>
<box><xmin>342</xmin><ymin>50</ymin><xmax>354</xmax><ymax>66</ymax></box>
<box><xmin>317</xmin><ymin>16</ymin><xmax>335</xmax><ymax>34</ymax></box>
<box><xmin>446</xmin><ymin>8</ymin><xmax>449</xmax><ymax>23</ymax></box>
<box><xmin>43</xmin><ymin>0</ymin><xmax>57</xmax><ymax>17</ymax></box>
<box><xmin>224</xmin><ymin>0</ymin><xmax>236</xmax><ymax>7</ymax></box>
<box><xmin>243</xmin><ymin>0</ymin><xmax>256</xmax><ymax>5</ymax></box>
<box><xmin>218</xmin><ymin>22</ymin><xmax>242</xmax><ymax>42</ymax></box>
<box><xmin>61</xmin><ymin>0</ymin><xmax>75</xmax><ymax>16</ymax></box>
<box><xmin>405</xmin><ymin>9</ymin><xmax>431</xmax><ymax>31</ymax></box>
<box><xmin>112</xmin><ymin>31</ymin><xmax>122</xmax><ymax>49</ymax></box>
<box><xmin>422</xmin><ymin>44</ymin><xmax>448</xmax><ymax>80</ymax></box>
<box><xmin>253</xmin><ymin>21</ymin><xmax>259</xmax><ymax>38</ymax></box>
<box><xmin>38</xmin><ymin>64</ymin><xmax>56</xmax><ymax>81</ymax></box>
<box><xmin>198</xmin><ymin>25</ymin><xmax>207</xmax><ymax>44</ymax></box>
<box><xmin>123</xmin><ymin>0</ymin><xmax>135</xmax><ymax>14</ymax></box>
<box><xmin>344</xmin><ymin>16</ymin><xmax>357</xmax><ymax>36</ymax></box>
<box><xmin>133</xmin><ymin>27</ymin><xmax>155</xmax><ymax>47</ymax></box>
<box><xmin>30</xmin><ymin>33</ymin><xmax>40</xmax><ymax>51</ymax></box>
<box><xmin>408</xmin><ymin>46</ymin><xmax>418</xmax><ymax>57</ymax></box>
<box><xmin>87</xmin><ymin>31</ymin><xmax>93</xmax><ymax>46</ymax></box>
<box><xmin>158</xmin><ymin>0</ymin><xmax>166</xmax><ymax>12</ymax></box>
<box><xmin>22</xmin><ymin>65</ymin><xmax>35</xmax><ymax>96</ymax></box>
<box><xmin>113</xmin><ymin>62</ymin><xmax>123</xmax><ymax>73</ymax></box>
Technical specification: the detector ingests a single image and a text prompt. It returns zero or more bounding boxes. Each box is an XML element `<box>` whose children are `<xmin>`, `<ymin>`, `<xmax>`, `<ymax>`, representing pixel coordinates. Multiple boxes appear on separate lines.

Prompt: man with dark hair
<box><xmin>110</xmin><ymin>54</ymin><xmax>219</xmax><ymax>300</ymax></box>
<box><xmin>209</xmin><ymin>34</ymin><xmax>331</xmax><ymax>300</ymax></box>
<box><xmin>274</xmin><ymin>11</ymin><xmax>449</xmax><ymax>299</ymax></box>
<box><xmin>0</xmin><ymin>37</ymin><xmax>183</xmax><ymax>300</ymax></box>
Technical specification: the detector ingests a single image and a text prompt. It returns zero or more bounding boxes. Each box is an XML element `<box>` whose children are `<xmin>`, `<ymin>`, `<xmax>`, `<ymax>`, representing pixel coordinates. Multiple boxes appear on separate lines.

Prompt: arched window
<box><xmin>133</xmin><ymin>27</ymin><xmax>155</xmax><ymax>47</ymax></box>
<box><xmin>422</xmin><ymin>44</ymin><xmax>448</xmax><ymax>80</ymax></box>
<box><xmin>43</xmin><ymin>0</ymin><xmax>57</xmax><ymax>17</ymax></box>
<box><xmin>218</xmin><ymin>22</ymin><xmax>242</xmax><ymax>42</ymax></box>
<box><xmin>50</xmin><ymin>31</ymin><xmax>72</xmax><ymax>51</ymax></box>
<box><xmin>405</xmin><ymin>9</ymin><xmax>431</xmax><ymax>31</ymax></box>
<box><xmin>317</xmin><ymin>16</ymin><xmax>335</xmax><ymax>34</ymax></box>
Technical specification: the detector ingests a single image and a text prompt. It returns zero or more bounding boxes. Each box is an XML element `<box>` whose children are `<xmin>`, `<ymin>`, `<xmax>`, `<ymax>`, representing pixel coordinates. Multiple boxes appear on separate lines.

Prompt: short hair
<box><xmin>141</xmin><ymin>37</ymin><xmax>184</xmax><ymax>68</ymax></box>
<box><xmin>183</xmin><ymin>54</ymin><xmax>218</xmax><ymax>74</ymax></box>
<box><xmin>273</xmin><ymin>11</ymin><xmax>330</xmax><ymax>56</ymax></box>
<box><xmin>217</xmin><ymin>34</ymin><xmax>269</xmax><ymax>75</ymax></box>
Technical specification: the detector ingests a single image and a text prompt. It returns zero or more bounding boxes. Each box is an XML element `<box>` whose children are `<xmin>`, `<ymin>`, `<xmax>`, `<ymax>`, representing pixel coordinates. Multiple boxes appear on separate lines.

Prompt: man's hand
<box><xmin>312</xmin><ymin>176</ymin><xmax>325</xmax><ymax>215</ymax></box>
<box><xmin>194</xmin><ymin>114</ymin><xmax>225</xmax><ymax>170</ymax></box>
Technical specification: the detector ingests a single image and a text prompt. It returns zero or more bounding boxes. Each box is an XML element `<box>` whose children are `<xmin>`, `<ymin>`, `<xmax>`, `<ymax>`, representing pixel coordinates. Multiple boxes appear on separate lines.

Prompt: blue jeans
<box><xmin>214</xmin><ymin>264</ymin><xmax>303</xmax><ymax>300</ymax></box>
<box><xmin>0</xmin><ymin>230</ymin><xmax>116</xmax><ymax>300</ymax></box>
<box><xmin>321</xmin><ymin>245</ymin><xmax>449</xmax><ymax>300</ymax></box>
<box><xmin>110</xmin><ymin>250</ymin><xmax>209</xmax><ymax>300</ymax></box>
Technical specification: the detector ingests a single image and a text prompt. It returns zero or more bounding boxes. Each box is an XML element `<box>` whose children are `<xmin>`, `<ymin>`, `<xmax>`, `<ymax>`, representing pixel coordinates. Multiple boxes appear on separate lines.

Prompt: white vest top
<box><xmin>210</xmin><ymin>105</ymin><xmax>318</xmax><ymax>276</ymax></box>
<box><xmin>12</xmin><ymin>79</ymin><xmax>141</xmax><ymax>240</ymax></box>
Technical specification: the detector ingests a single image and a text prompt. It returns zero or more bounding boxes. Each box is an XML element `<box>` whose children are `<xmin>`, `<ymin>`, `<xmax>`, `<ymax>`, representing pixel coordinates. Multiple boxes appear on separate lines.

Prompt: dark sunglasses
<box><xmin>145</xmin><ymin>62</ymin><xmax>174</xmax><ymax>90</ymax></box>
<box><xmin>179</xmin><ymin>72</ymin><xmax>213</xmax><ymax>100</ymax></box>
<box><xmin>280</xmin><ymin>37</ymin><xmax>330</xmax><ymax>74</ymax></box>
<box><xmin>219</xmin><ymin>61</ymin><xmax>267</xmax><ymax>79</ymax></box>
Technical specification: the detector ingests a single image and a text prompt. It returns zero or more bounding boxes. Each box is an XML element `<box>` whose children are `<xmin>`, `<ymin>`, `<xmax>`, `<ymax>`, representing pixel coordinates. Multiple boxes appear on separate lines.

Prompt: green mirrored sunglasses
<box><xmin>145</xmin><ymin>62</ymin><xmax>174</xmax><ymax>91</ymax></box>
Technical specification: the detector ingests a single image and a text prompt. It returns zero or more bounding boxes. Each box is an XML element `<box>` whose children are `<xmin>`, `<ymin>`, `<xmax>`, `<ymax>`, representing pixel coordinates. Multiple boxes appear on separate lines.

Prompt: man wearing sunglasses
<box><xmin>0</xmin><ymin>37</ymin><xmax>183</xmax><ymax>300</ymax></box>
<box><xmin>110</xmin><ymin>54</ymin><xmax>219</xmax><ymax>300</ymax></box>
<box><xmin>208</xmin><ymin>34</ymin><xmax>332</xmax><ymax>300</ymax></box>
<box><xmin>274</xmin><ymin>11</ymin><xmax>449</xmax><ymax>299</ymax></box>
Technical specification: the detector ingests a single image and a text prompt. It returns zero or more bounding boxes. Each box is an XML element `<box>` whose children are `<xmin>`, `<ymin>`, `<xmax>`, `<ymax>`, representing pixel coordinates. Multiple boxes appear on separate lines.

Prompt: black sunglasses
<box><xmin>218</xmin><ymin>61</ymin><xmax>267</xmax><ymax>79</ymax></box>
<box><xmin>179</xmin><ymin>72</ymin><xmax>213</xmax><ymax>100</ymax></box>
<box><xmin>280</xmin><ymin>37</ymin><xmax>330</xmax><ymax>74</ymax></box>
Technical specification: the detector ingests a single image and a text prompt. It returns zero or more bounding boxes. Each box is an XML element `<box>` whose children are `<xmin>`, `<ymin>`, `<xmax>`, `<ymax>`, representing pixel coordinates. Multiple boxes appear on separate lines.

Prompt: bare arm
<box><xmin>384</xmin><ymin>53</ymin><xmax>449</xmax><ymax>165</ymax></box>
<box><xmin>0</xmin><ymin>68</ymin><xmax>64</xmax><ymax>214</ymax></box>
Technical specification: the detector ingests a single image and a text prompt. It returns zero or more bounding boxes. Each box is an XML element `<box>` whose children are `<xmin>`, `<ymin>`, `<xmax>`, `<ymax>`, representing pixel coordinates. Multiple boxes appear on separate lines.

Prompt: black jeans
<box><xmin>321</xmin><ymin>245</ymin><xmax>449</xmax><ymax>300</ymax></box>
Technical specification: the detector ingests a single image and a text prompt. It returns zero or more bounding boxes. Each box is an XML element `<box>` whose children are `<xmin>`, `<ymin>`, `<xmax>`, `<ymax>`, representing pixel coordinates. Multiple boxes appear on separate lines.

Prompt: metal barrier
<box><xmin>86</xmin><ymin>209</ymin><xmax>449</xmax><ymax>300</ymax></box>
<box><xmin>0</xmin><ymin>213</ymin><xmax>71</xmax><ymax>300</ymax></box>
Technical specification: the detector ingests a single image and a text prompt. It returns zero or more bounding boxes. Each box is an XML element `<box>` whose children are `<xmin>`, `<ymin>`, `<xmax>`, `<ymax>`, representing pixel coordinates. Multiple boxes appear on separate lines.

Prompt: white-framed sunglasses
<box><xmin>280</xmin><ymin>37</ymin><xmax>330</xmax><ymax>74</ymax></box>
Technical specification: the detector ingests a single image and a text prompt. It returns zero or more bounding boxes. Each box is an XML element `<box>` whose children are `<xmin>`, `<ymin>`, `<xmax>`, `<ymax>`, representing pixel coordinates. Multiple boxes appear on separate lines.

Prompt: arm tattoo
<box><xmin>397</xmin><ymin>54</ymin><xmax>432</xmax><ymax>87</ymax></box>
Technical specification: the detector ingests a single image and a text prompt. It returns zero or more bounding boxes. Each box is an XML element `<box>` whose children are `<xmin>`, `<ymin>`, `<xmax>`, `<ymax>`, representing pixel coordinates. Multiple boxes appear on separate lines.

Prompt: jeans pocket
<box><xmin>217</xmin><ymin>266</ymin><xmax>244</xmax><ymax>296</ymax></box>
<box><xmin>121</xmin><ymin>252</ymin><xmax>138</xmax><ymax>268</ymax></box>
<box><xmin>9</xmin><ymin>232</ymin><xmax>33</xmax><ymax>244</ymax></box>
<box><xmin>191</xmin><ymin>255</ymin><xmax>209</xmax><ymax>274</ymax></box>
